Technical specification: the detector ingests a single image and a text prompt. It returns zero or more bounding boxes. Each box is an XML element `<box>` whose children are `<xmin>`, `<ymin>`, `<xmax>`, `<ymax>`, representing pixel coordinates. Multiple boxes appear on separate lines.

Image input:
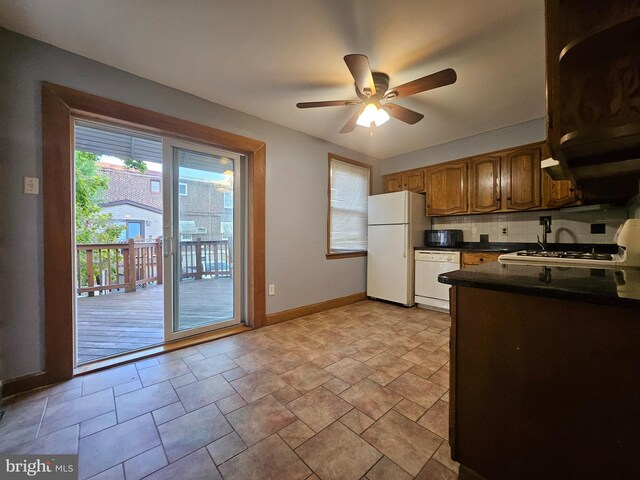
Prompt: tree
<box><xmin>74</xmin><ymin>150</ymin><xmax>125</xmax><ymax>244</ymax></box>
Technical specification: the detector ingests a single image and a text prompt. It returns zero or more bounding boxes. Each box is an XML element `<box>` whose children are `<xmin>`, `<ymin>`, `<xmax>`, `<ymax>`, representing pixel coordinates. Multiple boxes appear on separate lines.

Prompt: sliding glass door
<box><xmin>163</xmin><ymin>139</ymin><xmax>241</xmax><ymax>340</ymax></box>
<box><xmin>73</xmin><ymin>120</ymin><xmax>242</xmax><ymax>365</ymax></box>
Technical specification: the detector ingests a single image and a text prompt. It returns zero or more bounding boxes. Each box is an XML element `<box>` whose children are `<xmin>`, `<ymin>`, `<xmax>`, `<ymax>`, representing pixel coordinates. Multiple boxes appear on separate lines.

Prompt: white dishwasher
<box><xmin>415</xmin><ymin>250</ymin><xmax>461</xmax><ymax>312</ymax></box>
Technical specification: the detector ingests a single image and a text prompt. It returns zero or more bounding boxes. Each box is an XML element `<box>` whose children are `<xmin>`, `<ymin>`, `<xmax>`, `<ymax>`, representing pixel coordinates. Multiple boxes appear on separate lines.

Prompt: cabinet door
<box><xmin>470</xmin><ymin>156</ymin><xmax>501</xmax><ymax>213</ymax></box>
<box><xmin>426</xmin><ymin>162</ymin><xmax>468</xmax><ymax>216</ymax></box>
<box><xmin>382</xmin><ymin>173</ymin><xmax>404</xmax><ymax>193</ymax></box>
<box><xmin>405</xmin><ymin>170</ymin><xmax>425</xmax><ymax>192</ymax></box>
<box><xmin>502</xmin><ymin>148</ymin><xmax>541</xmax><ymax>210</ymax></box>
<box><xmin>542</xmin><ymin>173</ymin><xmax>579</xmax><ymax>209</ymax></box>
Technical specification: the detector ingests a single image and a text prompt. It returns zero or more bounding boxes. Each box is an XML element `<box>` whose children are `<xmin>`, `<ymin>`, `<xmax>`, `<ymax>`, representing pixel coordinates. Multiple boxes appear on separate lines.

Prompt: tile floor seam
<box><xmin>34</xmin><ymin>395</ymin><xmax>48</xmax><ymax>439</ymax></box>
<box><xmin>146</xmin><ymin>402</ymin><xmax>175</xmax><ymax>478</ymax></box>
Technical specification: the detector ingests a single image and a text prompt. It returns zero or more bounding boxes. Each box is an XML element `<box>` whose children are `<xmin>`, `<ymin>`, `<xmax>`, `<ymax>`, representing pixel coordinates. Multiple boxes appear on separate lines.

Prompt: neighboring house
<box><xmin>98</xmin><ymin>162</ymin><xmax>233</xmax><ymax>243</ymax></box>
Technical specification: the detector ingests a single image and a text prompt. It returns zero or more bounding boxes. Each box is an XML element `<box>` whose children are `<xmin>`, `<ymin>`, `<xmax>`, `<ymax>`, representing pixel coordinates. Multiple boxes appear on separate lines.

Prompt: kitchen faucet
<box><xmin>537</xmin><ymin>216</ymin><xmax>552</xmax><ymax>251</ymax></box>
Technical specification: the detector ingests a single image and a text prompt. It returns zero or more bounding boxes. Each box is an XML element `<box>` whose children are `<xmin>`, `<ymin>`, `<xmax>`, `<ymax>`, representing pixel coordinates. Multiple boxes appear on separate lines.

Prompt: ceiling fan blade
<box><xmin>344</xmin><ymin>54</ymin><xmax>376</xmax><ymax>96</ymax></box>
<box><xmin>340</xmin><ymin>107</ymin><xmax>364</xmax><ymax>134</ymax></box>
<box><xmin>296</xmin><ymin>100</ymin><xmax>358</xmax><ymax>108</ymax></box>
<box><xmin>386</xmin><ymin>68</ymin><xmax>457</xmax><ymax>99</ymax></box>
<box><xmin>382</xmin><ymin>104</ymin><xmax>424</xmax><ymax>124</ymax></box>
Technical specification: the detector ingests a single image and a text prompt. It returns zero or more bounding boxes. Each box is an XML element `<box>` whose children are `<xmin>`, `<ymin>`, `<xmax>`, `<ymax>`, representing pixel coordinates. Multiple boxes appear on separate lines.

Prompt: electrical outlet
<box><xmin>24</xmin><ymin>176</ymin><xmax>39</xmax><ymax>195</ymax></box>
<box><xmin>500</xmin><ymin>226</ymin><xmax>508</xmax><ymax>236</ymax></box>
<box><xmin>268</xmin><ymin>284</ymin><xmax>275</xmax><ymax>296</ymax></box>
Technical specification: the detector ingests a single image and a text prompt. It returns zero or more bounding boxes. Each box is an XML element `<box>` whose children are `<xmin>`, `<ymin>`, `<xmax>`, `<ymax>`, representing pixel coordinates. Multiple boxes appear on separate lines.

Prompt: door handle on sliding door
<box><xmin>164</xmin><ymin>236</ymin><xmax>173</xmax><ymax>257</ymax></box>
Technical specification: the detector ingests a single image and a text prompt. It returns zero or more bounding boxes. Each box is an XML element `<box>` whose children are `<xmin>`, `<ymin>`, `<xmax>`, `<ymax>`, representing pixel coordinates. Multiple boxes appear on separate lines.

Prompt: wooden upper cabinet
<box><xmin>470</xmin><ymin>156</ymin><xmax>501</xmax><ymax>213</ymax></box>
<box><xmin>382</xmin><ymin>173</ymin><xmax>404</xmax><ymax>193</ymax></box>
<box><xmin>546</xmin><ymin>0</ymin><xmax>640</xmax><ymax>165</ymax></box>
<box><xmin>405</xmin><ymin>170</ymin><xmax>425</xmax><ymax>192</ymax></box>
<box><xmin>426</xmin><ymin>162</ymin><xmax>468</xmax><ymax>216</ymax></box>
<box><xmin>502</xmin><ymin>148</ymin><xmax>541</xmax><ymax>210</ymax></box>
<box><xmin>382</xmin><ymin>170</ymin><xmax>425</xmax><ymax>193</ymax></box>
<box><xmin>542</xmin><ymin>173</ymin><xmax>580</xmax><ymax>209</ymax></box>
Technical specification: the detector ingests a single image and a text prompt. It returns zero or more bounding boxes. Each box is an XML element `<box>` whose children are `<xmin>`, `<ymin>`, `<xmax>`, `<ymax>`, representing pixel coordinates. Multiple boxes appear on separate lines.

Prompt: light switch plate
<box><xmin>24</xmin><ymin>176</ymin><xmax>40</xmax><ymax>194</ymax></box>
<box><xmin>268</xmin><ymin>284</ymin><xmax>275</xmax><ymax>296</ymax></box>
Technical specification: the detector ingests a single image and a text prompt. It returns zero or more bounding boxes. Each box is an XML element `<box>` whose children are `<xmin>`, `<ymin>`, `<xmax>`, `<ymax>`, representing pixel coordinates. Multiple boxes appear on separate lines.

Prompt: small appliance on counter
<box><xmin>498</xmin><ymin>219</ymin><xmax>640</xmax><ymax>268</ymax></box>
<box><xmin>425</xmin><ymin>229</ymin><xmax>463</xmax><ymax>248</ymax></box>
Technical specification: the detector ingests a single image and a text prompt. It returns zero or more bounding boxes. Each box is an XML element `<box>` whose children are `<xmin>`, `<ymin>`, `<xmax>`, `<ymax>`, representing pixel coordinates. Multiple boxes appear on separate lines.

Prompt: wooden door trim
<box><xmin>34</xmin><ymin>82</ymin><xmax>266</xmax><ymax>393</ymax></box>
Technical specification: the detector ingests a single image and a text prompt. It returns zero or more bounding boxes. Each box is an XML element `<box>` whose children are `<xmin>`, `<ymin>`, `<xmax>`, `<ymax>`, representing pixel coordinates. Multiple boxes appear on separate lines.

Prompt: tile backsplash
<box><xmin>431</xmin><ymin>207</ymin><xmax>629</xmax><ymax>244</ymax></box>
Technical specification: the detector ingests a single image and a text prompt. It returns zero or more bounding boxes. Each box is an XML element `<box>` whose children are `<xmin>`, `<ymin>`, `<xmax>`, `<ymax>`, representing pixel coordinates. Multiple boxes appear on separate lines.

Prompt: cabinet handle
<box><xmin>496</xmin><ymin>196</ymin><xmax>501</xmax><ymax>201</ymax></box>
<box><xmin>507</xmin><ymin>196</ymin><xmax>512</xmax><ymax>200</ymax></box>
<box><xmin>569</xmin><ymin>188</ymin><xmax>575</xmax><ymax>192</ymax></box>
<box><xmin>480</xmin><ymin>258</ymin><xmax>485</xmax><ymax>262</ymax></box>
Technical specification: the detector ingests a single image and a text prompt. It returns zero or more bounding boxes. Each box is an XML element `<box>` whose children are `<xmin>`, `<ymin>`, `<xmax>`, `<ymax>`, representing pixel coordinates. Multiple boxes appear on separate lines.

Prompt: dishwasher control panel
<box><xmin>415</xmin><ymin>250</ymin><xmax>461</xmax><ymax>263</ymax></box>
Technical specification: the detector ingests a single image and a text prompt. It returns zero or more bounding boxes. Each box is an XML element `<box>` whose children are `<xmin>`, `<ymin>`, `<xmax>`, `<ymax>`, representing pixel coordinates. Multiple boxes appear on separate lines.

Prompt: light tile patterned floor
<box><xmin>0</xmin><ymin>300</ymin><xmax>459</xmax><ymax>479</ymax></box>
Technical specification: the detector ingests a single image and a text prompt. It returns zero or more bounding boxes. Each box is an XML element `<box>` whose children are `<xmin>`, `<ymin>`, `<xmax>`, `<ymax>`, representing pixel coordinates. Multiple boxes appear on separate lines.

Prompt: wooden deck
<box><xmin>76</xmin><ymin>278</ymin><xmax>234</xmax><ymax>364</ymax></box>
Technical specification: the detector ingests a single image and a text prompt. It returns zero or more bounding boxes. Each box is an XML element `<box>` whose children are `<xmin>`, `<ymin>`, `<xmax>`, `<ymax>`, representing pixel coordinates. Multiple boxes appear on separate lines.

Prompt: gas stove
<box><xmin>498</xmin><ymin>219</ymin><xmax>640</xmax><ymax>268</ymax></box>
<box><xmin>499</xmin><ymin>250</ymin><xmax>620</xmax><ymax>267</ymax></box>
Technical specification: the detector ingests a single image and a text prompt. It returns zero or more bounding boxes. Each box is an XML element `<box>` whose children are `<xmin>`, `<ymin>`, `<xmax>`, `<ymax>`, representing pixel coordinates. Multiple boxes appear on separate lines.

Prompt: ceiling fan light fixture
<box><xmin>356</xmin><ymin>103</ymin><xmax>389</xmax><ymax>128</ymax></box>
<box><xmin>374</xmin><ymin>107</ymin><xmax>390</xmax><ymax>126</ymax></box>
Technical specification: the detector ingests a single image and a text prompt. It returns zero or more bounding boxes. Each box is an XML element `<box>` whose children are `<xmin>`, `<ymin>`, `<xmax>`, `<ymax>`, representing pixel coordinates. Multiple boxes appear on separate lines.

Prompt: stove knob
<box><xmin>446</xmin><ymin>256</ymin><xmax>452</xmax><ymax>261</ymax></box>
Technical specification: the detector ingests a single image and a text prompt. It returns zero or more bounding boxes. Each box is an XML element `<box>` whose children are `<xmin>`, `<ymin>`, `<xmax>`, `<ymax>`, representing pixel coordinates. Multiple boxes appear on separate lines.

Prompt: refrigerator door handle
<box><xmin>404</xmin><ymin>192</ymin><xmax>408</xmax><ymax>222</ymax></box>
<box><xmin>403</xmin><ymin>226</ymin><xmax>407</xmax><ymax>258</ymax></box>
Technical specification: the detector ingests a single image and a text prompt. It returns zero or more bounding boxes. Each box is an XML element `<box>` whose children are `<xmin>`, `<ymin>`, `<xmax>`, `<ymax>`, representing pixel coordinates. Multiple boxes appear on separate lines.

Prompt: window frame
<box><xmin>326</xmin><ymin>153</ymin><xmax>373</xmax><ymax>259</ymax></box>
<box><xmin>150</xmin><ymin>179</ymin><xmax>161</xmax><ymax>193</ymax></box>
<box><xmin>178</xmin><ymin>182</ymin><xmax>188</xmax><ymax>196</ymax></box>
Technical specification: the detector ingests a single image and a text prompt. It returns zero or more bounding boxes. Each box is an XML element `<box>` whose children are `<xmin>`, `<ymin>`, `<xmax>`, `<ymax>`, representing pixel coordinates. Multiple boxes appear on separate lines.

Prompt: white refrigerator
<box><xmin>367</xmin><ymin>191</ymin><xmax>428</xmax><ymax>306</ymax></box>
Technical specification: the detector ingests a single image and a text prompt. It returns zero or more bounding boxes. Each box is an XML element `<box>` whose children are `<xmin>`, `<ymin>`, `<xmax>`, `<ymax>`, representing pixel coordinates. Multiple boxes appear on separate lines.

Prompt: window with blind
<box><xmin>327</xmin><ymin>154</ymin><xmax>372</xmax><ymax>257</ymax></box>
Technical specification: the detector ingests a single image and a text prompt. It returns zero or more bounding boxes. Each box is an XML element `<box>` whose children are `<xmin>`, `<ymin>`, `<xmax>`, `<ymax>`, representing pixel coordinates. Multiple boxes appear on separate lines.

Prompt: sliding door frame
<box><xmin>7</xmin><ymin>82</ymin><xmax>266</xmax><ymax>394</ymax></box>
<box><xmin>163</xmin><ymin>138</ymin><xmax>242</xmax><ymax>340</ymax></box>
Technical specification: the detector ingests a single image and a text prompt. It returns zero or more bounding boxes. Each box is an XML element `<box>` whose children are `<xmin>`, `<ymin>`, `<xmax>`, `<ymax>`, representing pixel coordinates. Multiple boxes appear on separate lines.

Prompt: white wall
<box><xmin>382</xmin><ymin>118</ymin><xmax>546</xmax><ymax>174</ymax></box>
<box><xmin>0</xmin><ymin>28</ymin><xmax>381</xmax><ymax>381</ymax></box>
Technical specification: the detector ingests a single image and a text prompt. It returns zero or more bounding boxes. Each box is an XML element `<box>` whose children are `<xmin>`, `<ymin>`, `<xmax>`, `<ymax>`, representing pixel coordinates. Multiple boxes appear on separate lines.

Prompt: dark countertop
<box><xmin>438</xmin><ymin>261</ymin><xmax>640</xmax><ymax>308</ymax></box>
<box><xmin>415</xmin><ymin>242</ymin><xmax>618</xmax><ymax>254</ymax></box>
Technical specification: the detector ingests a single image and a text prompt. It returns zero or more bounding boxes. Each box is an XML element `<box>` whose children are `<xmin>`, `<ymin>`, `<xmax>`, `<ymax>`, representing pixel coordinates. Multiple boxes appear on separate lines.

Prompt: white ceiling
<box><xmin>0</xmin><ymin>0</ymin><xmax>546</xmax><ymax>159</ymax></box>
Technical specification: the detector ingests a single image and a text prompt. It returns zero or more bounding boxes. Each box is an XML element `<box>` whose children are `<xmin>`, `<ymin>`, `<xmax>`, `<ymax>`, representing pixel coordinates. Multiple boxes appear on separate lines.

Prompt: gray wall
<box><xmin>381</xmin><ymin>117</ymin><xmax>546</xmax><ymax>174</ymax></box>
<box><xmin>0</xmin><ymin>28</ymin><xmax>382</xmax><ymax>381</ymax></box>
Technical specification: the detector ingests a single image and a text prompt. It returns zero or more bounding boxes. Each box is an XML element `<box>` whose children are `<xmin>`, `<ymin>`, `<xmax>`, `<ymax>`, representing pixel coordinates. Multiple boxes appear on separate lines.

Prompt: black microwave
<box><xmin>425</xmin><ymin>229</ymin><xmax>464</xmax><ymax>247</ymax></box>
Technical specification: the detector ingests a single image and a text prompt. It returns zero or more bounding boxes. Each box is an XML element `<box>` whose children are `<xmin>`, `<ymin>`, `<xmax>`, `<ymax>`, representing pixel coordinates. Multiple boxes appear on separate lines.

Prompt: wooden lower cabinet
<box><xmin>451</xmin><ymin>286</ymin><xmax>640</xmax><ymax>479</ymax></box>
<box><xmin>425</xmin><ymin>162</ymin><xmax>468</xmax><ymax>216</ymax></box>
<box><xmin>461</xmin><ymin>252</ymin><xmax>500</xmax><ymax>268</ymax></box>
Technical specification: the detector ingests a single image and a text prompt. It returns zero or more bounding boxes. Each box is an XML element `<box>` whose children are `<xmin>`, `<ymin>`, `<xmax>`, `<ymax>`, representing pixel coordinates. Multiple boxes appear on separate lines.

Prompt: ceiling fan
<box><xmin>296</xmin><ymin>54</ymin><xmax>457</xmax><ymax>133</ymax></box>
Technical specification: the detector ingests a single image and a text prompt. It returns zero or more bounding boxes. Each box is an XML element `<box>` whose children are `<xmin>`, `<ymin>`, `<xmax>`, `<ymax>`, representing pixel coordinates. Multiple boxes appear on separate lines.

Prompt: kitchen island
<box><xmin>439</xmin><ymin>262</ymin><xmax>640</xmax><ymax>480</ymax></box>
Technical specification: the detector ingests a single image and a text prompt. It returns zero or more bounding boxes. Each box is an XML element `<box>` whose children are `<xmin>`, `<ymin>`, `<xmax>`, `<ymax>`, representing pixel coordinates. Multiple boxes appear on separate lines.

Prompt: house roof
<box><xmin>101</xmin><ymin>200</ymin><xmax>162</xmax><ymax>215</ymax></box>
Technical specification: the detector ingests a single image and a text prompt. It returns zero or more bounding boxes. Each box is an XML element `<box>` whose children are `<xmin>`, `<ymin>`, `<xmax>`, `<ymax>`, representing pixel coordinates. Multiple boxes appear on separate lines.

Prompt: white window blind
<box><xmin>329</xmin><ymin>158</ymin><xmax>370</xmax><ymax>253</ymax></box>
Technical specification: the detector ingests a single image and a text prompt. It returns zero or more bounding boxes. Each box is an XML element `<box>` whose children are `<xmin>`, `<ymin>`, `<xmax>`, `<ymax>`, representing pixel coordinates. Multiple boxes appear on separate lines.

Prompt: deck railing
<box><xmin>76</xmin><ymin>237</ymin><xmax>231</xmax><ymax>296</ymax></box>
<box><xmin>180</xmin><ymin>239</ymin><xmax>232</xmax><ymax>279</ymax></box>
